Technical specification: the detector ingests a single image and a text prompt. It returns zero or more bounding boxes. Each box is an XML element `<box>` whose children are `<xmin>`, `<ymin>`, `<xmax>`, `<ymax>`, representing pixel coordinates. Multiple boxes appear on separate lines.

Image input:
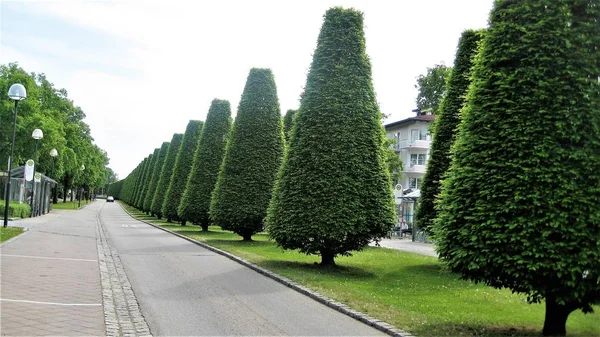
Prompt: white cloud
<box><xmin>2</xmin><ymin>0</ymin><xmax>493</xmax><ymax>178</ymax></box>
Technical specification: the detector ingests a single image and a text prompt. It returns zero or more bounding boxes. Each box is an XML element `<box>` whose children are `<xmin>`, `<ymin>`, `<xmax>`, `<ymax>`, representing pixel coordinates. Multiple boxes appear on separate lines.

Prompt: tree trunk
<box><xmin>242</xmin><ymin>232</ymin><xmax>253</xmax><ymax>241</ymax></box>
<box><xmin>542</xmin><ymin>293</ymin><xmax>576</xmax><ymax>336</ymax></box>
<box><xmin>156</xmin><ymin>213</ymin><xmax>162</xmax><ymax>220</ymax></box>
<box><xmin>201</xmin><ymin>224</ymin><xmax>209</xmax><ymax>232</ymax></box>
<box><xmin>320</xmin><ymin>249</ymin><xmax>336</xmax><ymax>266</ymax></box>
<box><xmin>181</xmin><ymin>220</ymin><xmax>186</xmax><ymax>226</ymax></box>
<box><xmin>166</xmin><ymin>218</ymin><xmax>171</xmax><ymax>223</ymax></box>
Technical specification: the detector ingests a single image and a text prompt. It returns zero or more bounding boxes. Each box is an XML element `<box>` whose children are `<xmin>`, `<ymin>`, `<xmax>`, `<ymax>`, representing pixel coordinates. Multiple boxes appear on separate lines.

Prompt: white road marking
<box><xmin>0</xmin><ymin>254</ymin><xmax>97</xmax><ymax>262</ymax></box>
<box><xmin>0</xmin><ymin>298</ymin><xmax>101</xmax><ymax>306</ymax></box>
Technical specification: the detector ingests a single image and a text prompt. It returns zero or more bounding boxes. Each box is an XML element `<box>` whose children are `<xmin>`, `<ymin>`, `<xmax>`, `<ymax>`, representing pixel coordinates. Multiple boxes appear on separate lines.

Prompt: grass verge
<box><xmin>0</xmin><ymin>227</ymin><xmax>24</xmax><ymax>243</ymax></box>
<box><xmin>52</xmin><ymin>200</ymin><xmax>89</xmax><ymax>210</ymax></box>
<box><xmin>121</xmin><ymin>203</ymin><xmax>599</xmax><ymax>337</ymax></box>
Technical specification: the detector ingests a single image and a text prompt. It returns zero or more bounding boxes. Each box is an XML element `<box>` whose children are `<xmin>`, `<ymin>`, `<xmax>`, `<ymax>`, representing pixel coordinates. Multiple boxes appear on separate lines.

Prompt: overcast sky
<box><xmin>1</xmin><ymin>0</ymin><xmax>493</xmax><ymax>179</ymax></box>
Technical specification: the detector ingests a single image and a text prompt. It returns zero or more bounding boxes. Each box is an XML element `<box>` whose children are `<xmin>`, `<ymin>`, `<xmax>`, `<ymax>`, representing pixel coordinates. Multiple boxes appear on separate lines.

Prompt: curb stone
<box><xmin>96</xmin><ymin>208</ymin><xmax>152</xmax><ymax>337</ymax></box>
<box><xmin>118</xmin><ymin>202</ymin><xmax>413</xmax><ymax>337</ymax></box>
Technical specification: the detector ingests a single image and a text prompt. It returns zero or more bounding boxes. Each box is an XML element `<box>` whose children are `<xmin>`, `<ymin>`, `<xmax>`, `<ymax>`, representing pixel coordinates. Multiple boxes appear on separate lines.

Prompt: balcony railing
<box><xmin>396</xmin><ymin>139</ymin><xmax>431</xmax><ymax>150</ymax></box>
<box><xmin>405</xmin><ymin>164</ymin><xmax>426</xmax><ymax>173</ymax></box>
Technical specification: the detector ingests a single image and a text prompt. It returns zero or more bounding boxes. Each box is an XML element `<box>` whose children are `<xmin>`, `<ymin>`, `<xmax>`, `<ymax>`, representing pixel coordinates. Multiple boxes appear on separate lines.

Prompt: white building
<box><xmin>384</xmin><ymin>111</ymin><xmax>435</xmax><ymax>226</ymax></box>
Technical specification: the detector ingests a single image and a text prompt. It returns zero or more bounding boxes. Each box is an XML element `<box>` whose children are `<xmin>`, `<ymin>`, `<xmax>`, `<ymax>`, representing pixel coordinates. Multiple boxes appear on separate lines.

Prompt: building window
<box><xmin>410</xmin><ymin>154</ymin><xmax>426</xmax><ymax>167</ymax></box>
<box><xmin>411</xmin><ymin>129</ymin><xmax>429</xmax><ymax>142</ymax></box>
<box><xmin>409</xmin><ymin>177</ymin><xmax>421</xmax><ymax>189</ymax></box>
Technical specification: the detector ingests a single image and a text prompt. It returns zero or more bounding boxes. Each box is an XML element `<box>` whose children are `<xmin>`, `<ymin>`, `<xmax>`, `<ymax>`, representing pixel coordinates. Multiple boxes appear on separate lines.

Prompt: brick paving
<box><xmin>1</xmin><ymin>201</ymin><xmax>151</xmax><ymax>337</ymax></box>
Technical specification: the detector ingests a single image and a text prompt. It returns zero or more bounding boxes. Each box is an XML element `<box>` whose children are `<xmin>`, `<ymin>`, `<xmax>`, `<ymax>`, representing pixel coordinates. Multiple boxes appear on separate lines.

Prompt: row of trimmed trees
<box><xmin>111</xmin><ymin>7</ymin><xmax>395</xmax><ymax>265</ymax></box>
<box><xmin>110</xmin><ymin>2</ymin><xmax>599</xmax><ymax>335</ymax></box>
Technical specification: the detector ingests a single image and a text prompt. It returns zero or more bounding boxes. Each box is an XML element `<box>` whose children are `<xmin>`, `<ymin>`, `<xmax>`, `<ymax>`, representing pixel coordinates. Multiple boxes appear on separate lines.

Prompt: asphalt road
<box><xmin>98</xmin><ymin>202</ymin><xmax>386</xmax><ymax>336</ymax></box>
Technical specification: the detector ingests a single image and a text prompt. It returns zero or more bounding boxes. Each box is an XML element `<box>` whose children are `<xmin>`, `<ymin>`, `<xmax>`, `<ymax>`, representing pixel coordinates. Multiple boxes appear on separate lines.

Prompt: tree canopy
<box><xmin>415</xmin><ymin>63</ymin><xmax>452</xmax><ymax>114</ymax></box>
<box><xmin>210</xmin><ymin>70</ymin><xmax>284</xmax><ymax>240</ymax></box>
<box><xmin>179</xmin><ymin>100</ymin><xmax>231</xmax><ymax>230</ymax></box>
<box><xmin>0</xmin><ymin>63</ymin><xmax>113</xmax><ymax>198</ymax></box>
<box><xmin>266</xmin><ymin>7</ymin><xmax>396</xmax><ymax>266</ymax></box>
<box><xmin>416</xmin><ymin>29</ymin><xmax>484</xmax><ymax>233</ymax></box>
<box><xmin>433</xmin><ymin>1</ymin><xmax>600</xmax><ymax>335</ymax></box>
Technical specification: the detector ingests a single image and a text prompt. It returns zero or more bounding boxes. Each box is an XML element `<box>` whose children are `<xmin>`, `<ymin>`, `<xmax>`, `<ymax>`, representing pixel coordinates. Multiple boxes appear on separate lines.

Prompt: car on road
<box><xmin>107</xmin><ymin>196</ymin><xmax>115</xmax><ymax>202</ymax></box>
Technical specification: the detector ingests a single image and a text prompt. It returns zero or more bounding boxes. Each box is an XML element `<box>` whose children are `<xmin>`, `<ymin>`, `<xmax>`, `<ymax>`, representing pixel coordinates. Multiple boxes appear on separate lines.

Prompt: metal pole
<box><xmin>4</xmin><ymin>101</ymin><xmax>19</xmax><ymax>227</ymax></box>
<box><xmin>30</xmin><ymin>140</ymin><xmax>38</xmax><ymax>217</ymax></box>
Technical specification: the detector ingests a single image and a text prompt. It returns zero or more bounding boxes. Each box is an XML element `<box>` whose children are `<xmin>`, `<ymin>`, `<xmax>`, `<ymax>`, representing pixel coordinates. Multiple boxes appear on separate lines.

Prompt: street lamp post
<box><xmin>78</xmin><ymin>164</ymin><xmax>85</xmax><ymax>208</ymax></box>
<box><xmin>3</xmin><ymin>84</ymin><xmax>27</xmax><ymax>228</ymax></box>
<box><xmin>30</xmin><ymin>128</ymin><xmax>43</xmax><ymax>217</ymax></box>
<box><xmin>50</xmin><ymin>148</ymin><xmax>58</xmax><ymax>205</ymax></box>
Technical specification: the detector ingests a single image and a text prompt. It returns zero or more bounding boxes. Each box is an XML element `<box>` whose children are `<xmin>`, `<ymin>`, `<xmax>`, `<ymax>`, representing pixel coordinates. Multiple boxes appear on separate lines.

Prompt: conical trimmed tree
<box><xmin>266</xmin><ymin>7</ymin><xmax>396</xmax><ymax>266</ymax></box>
<box><xmin>143</xmin><ymin>142</ymin><xmax>169</xmax><ymax>215</ymax></box>
<box><xmin>416</xmin><ymin>29</ymin><xmax>484</xmax><ymax>233</ymax></box>
<box><xmin>434</xmin><ymin>1</ymin><xmax>600</xmax><ymax>336</ymax></box>
<box><xmin>210</xmin><ymin>70</ymin><xmax>284</xmax><ymax>240</ymax></box>
<box><xmin>283</xmin><ymin>109</ymin><xmax>297</xmax><ymax>142</ymax></box>
<box><xmin>137</xmin><ymin>149</ymin><xmax>159</xmax><ymax>211</ymax></box>
<box><xmin>179</xmin><ymin>100</ymin><xmax>231</xmax><ymax>230</ymax></box>
<box><xmin>151</xmin><ymin>134</ymin><xmax>183</xmax><ymax>219</ymax></box>
<box><xmin>163</xmin><ymin>120</ymin><xmax>203</xmax><ymax>223</ymax></box>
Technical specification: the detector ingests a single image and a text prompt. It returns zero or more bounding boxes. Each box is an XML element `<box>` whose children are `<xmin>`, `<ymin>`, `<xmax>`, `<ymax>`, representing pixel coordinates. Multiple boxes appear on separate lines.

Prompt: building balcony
<box><xmin>396</xmin><ymin>139</ymin><xmax>431</xmax><ymax>150</ymax></box>
<box><xmin>405</xmin><ymin>164</ymin><xmax>426</xmax><ymax>173</ymax></box>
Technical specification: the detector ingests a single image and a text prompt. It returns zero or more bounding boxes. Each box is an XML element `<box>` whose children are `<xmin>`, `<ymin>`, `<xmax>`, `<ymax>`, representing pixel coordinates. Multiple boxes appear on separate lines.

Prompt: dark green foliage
<box><xmin>433</xmin><ymin>1</ymin><xmax>600</xmax><ymax>335</ymax></box>
<box><xmin>266</xmin><ymin>8</ymin><xmax>396</xmax><ymax>266</ymax></box>
<box><xmin>416</xmin><ymin>29</ymin><xmax>484</xmax><ymax>233</ymax></box>
<box><xmin>137</xmin><ymin>149</ymin><xmax>159</xmax><ymax>211</ymax></box>
<box><xmin>143</xmin><ymin>143</ymin><xmax>169</xmax><ymax>214</ymax></box>
<box><xmin>283</xmin><ymin>109</ymin><xmax>297</xmax><ymax>142</ymax></box>
<box><xmin>210</xmin><ymin>70</ymin><xmax>283</xmax><ymax>240</ymax></box>
<box><xmin>163</xmin><ymin>120</ymin><xmax>203</xmax><ymax>223</ymax></box>
<box><xmin>132</xmin><ymin>156</ymin><xmax>150</xmax><ymax>207</ymax></box>
<box><xmin>107</xmin><ymin>179</ymin><xmax>124</xmax><ymax>198</ymax></box>
<box><xmin>134</xmin><ymin>153</ymin><xmax>154</xmax><ymax>209</ymax></box>
<box><xmin>150</xmin><ymin>134</ymin><xmax>183</xmax><ymax>219</ymax></box>
<box><xmin>179</xmin><ymin>100</ymin><xmax>231</xmax><ymax>229</ymax></box>
<box><xmin>415</xmin><ymin>64</ymin><xmax>452</xmax><ymax>114</ymax></box>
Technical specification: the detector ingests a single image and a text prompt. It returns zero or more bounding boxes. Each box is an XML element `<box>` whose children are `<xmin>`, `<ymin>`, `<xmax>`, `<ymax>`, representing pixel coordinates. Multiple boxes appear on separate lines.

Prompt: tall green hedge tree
<box><xmin>434</xmin><ymin>1</ymin><xmax>600</xmax><ymax>336</ymax></box>
<box><xmin>210</xmin><ymin>70</ymin><xmax>283</xmax><ymax>240</ymax></box>
<box><xmin>132</xmin><ymin>156</ymin><xmax>150</xmax><ymax>207</ymax></box>
<box><xmin>135</xmin><ymin>151</ymin><xmax>155</xmax><ymax>210</ymax></box>
<box><xmin>416</xmin><ymin>29</ymin><xmax>484</xmax><ymax>234</ymax></box>
<box><xmin>283</xmin><ymin>109</ymin><xmax>297</xmax><ymax>142</ymax></box>
<box><xmin>163</xmin><ymin>120</ymin><xmax>203</xmax><ymax>223</ymax></box>
<box><xmin>179</xmin><ymin>100</ymin><xmax>231</xmax><ymax>230</ymax></box>
<box><xmin>143</xmin><ymin>142</ymin><xmax>169</xmax><ymax>215</ymax></box>
<box><xmin>151</xmin><ymin>134</ymin><xmax>183</xmax><ymax>219</ymax></box>
<box><xmin>266</xmin><ymin>8</ymin><xmax>396</xmax><ymax>266</ymax></box>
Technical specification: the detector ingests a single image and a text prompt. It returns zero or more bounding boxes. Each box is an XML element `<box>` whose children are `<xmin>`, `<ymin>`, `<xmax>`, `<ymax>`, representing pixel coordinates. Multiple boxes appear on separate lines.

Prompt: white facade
<box><xmin>384</xmin><ymin>114</ymin><xmax>435</xmax><ymax>226</ymax></box>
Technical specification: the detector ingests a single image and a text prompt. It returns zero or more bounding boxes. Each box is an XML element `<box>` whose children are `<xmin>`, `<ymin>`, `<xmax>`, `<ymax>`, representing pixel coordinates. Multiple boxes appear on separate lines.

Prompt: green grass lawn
<box><xmin>121</xmin><ymin>203</ymin><xmax>599</xmax><ymax>337</ymax></box>
<box><xmin>52</xmin><ymin>200</ymin><xmax>89</xmax><ymax>210</ymax></box>
<box><xmin>0</xmin><ymin>227</ymin><xmax>24</xmax><ymax>243</ymax></box>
